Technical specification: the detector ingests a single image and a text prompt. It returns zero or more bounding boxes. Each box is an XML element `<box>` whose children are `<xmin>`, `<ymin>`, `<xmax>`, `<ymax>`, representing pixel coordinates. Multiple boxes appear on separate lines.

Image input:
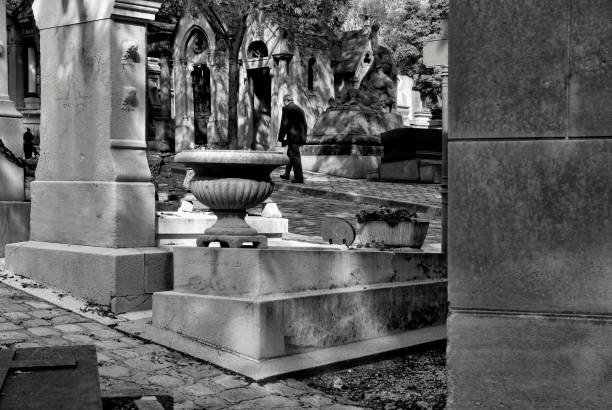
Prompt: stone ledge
<box><xmin>4</xmin><ymin>241</ymin><xmax>172</xmax><ymax>314</ymax></box>
<box><xmin>173</xmin><ymin>247</ymin><xmax>445</xmax><ymax>297</ymax></box>
<box><xmin>153</xmin><ymin>278</ymin><xmax>447</xmax><ymax>359</ymax></box>
<box><xmin>301</xmin><ymin>155</ymin><xmax>381</xmax><ymax>179</ymax></box>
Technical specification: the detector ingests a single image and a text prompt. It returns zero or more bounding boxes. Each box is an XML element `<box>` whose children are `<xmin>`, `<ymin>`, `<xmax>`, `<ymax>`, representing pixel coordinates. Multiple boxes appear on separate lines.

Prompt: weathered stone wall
<box><xmin>448</xmin><ymin>1</ymin><xmax>612</xmax><ymax>408</ymax></box>
<box><xmin>174</xmin><ymin>5</ymin><xmax>336</xmax><ymax>152</ymax></box>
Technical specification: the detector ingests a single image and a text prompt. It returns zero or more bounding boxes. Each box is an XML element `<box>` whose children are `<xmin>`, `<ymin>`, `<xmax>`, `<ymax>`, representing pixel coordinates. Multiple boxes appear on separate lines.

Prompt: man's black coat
<box><xmin>278</xmin><ymin>102</ymin><xmax>307</xmax><ymax>147</ymax></box>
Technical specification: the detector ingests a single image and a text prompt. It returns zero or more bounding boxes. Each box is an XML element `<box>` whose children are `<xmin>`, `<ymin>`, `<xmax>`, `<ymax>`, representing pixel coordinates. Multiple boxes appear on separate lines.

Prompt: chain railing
<box><xmin>0</xmin><ymin>138</ymin><xmax>27</xmax><ymax>168</ymax></box>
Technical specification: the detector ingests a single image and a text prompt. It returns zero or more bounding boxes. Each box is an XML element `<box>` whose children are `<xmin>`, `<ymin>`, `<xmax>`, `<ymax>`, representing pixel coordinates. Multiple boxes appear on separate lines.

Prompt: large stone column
<box><xmin>6</xmin><ymin>0</ymin><xmax>171</xmax><ymax>314</ymax></box>
<box><xmin>0</xmin><ymin>0</ymin><xmax>29</xmax><ymax>258</ymax></box>
<box><xmin>448</xmin><ymin>1</ymin><xmax>612</xmax><ymax>408</ymax></box>
<box><xmin>0</xmin><ymin>0</ymin><xmax>24</xmax><ymax>202</ymax></box>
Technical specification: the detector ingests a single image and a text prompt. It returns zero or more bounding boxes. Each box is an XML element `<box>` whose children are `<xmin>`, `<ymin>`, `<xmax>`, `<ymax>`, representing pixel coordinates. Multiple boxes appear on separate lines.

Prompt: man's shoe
<box><xmin>291</xmin><ymin>178</ymin><xmax>304</xmax><ymax>184</ymax></box>
<box><xmin>279</xmin><ymin>174</ymin><xmax>290</xmax><ymax>180</ymax></box>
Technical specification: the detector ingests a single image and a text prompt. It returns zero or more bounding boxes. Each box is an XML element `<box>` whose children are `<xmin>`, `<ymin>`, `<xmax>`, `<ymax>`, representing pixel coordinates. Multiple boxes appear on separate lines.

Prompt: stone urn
<box><xmin>174</xmin><ymin>149</ymin><xmax>288</xmax><ymax>248</ymax></box>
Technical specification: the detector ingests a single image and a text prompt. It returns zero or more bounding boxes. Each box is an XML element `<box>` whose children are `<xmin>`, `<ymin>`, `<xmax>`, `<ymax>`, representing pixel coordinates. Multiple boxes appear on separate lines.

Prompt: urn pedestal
<box><xmin>174</xmin><ymin>150</ymin><xmax>288</xmax><ymax>248</ymax></box>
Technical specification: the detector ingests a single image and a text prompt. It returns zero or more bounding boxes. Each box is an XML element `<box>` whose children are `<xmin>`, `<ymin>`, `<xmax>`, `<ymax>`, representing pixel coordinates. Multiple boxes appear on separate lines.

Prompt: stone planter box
<box><xmin>355</xmin><ymin>220</ymin><xmax>429</xmax><ymax>248</ymax></box>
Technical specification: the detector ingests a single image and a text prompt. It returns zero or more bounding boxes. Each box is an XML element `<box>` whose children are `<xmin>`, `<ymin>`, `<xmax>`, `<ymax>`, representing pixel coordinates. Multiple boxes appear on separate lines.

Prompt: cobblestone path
<box><xmin>0</xmin><ymin>273</ymin><xmax>365</xmax><ymax>409</ymax></box>
<box><xmin>272</xmin><ymin>169</ymin><xmax>442</xmax><ymax>210</ymax></box>
<box><xmin>269</xmin><ymin>190</ymin><xmax>442</xmax><ymax>247</ymax></box>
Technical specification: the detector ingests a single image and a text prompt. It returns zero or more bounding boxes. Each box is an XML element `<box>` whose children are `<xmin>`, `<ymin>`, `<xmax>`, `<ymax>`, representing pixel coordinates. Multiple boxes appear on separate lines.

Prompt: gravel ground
<box><xmin>300</xmin><ymin>342</ymin><xmax>447</xmax><ymax>410</ymax></box>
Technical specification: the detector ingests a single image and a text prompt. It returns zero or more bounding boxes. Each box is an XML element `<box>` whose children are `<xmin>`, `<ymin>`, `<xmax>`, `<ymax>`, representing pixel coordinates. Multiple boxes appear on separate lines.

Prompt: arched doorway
<box><xmin>246</xmin><ymin>41</ymin><xmax>271</xmax><ymax>150</ymax></box>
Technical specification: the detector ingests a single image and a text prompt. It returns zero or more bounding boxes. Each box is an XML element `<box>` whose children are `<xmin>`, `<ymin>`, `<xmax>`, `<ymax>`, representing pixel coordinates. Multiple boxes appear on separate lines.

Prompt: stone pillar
<box><xmin>0</xmin><ymin>0</ymin><xmax>25</xmax><ymax>202</ymax></box>
<box><xmin>6</xmin><ymin>0</ymin><xmax>171</xmax><ymax>314</ymax></box>
<box><xmin>448</xmin><ymin>1</ymin><xmax>612</xmax><ymax>408</ymax></box>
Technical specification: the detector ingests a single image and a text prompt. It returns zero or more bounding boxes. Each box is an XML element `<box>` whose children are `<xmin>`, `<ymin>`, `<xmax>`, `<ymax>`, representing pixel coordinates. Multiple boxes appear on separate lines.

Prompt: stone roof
<box><xmin>333</xmin><ymin>29</ymin><xmax>370</xmax><ymax>74</ymax></box>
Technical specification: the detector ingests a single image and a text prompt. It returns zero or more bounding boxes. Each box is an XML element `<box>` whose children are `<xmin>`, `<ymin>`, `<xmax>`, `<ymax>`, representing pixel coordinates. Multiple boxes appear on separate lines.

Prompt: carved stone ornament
<box><xmin>122</xmin><ymin>41</ymin><xmax>140</xmax><ymax>66</ymax></box>
<box><xmin>121</xmin><ymin>86</ymin><xmax>138</xmax><ymax>111</ymax></box>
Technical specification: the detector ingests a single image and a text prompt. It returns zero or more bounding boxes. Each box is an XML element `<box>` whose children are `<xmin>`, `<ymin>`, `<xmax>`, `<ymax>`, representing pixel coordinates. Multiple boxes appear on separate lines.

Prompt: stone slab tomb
<box><xmin>0</xmin><ymin>345</ymin><xmax>102</xmax><ymax>410</ymax></box>
<box><xmin>153</xmin><ymin>247</ymin><xmax>447</xmax><ymax>361</ymax></box>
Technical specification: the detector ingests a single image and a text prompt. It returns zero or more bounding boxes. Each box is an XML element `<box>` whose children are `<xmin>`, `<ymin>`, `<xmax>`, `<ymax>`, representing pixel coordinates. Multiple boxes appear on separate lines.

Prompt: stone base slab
<box><xmin>0</xmin><ymin>202</ymin><xmax>30</xmax><ymax>258</ymax></box>
<box><xmin>30</xmin><ymin>181</ymin><xmax>155</xmax><ymax>248</ymax></box>
<box><xmin>172</xmin><ymin>247</ymin><xmax>445</xmax><ymax>297</ymax></box>
<box><xmin>4</xmin><ymin>241</ymin><xmax>172</xmax><ymax>314</ymax></box>
<box><xmin>378</xmin><ymin>159</ymin><xmax>442</xmax><ymax>183</ymax></box>
<box><xmin>448</xmin><ymin>311</ymin><xmax>612</xmax><ymax>409</ymax></box>
<box><xmin>153</xmin><ymin>279</ymin><xmax>447</xmax><ymax>360</ymax></box>
<box><xmin>301</xmin><ymin>153</ymin><xmax>382</xmax><ymax>179</ymax></box>
<box><xmin>156</xmin><ymin>212</ymin><xmax>288</xmax><ymax>247</ymax></box>
<box><xmin>117</xmin><ymin>318</ymin><xmax>446</xmax><ymax>381</ymax></box>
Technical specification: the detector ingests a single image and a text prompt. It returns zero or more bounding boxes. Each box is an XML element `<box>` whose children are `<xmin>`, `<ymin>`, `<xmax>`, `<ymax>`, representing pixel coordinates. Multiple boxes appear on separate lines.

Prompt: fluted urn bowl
<box><xmin>174</xmin><ymin>150</ymin><xmax>288</xmax><ymax>248</ymax></box>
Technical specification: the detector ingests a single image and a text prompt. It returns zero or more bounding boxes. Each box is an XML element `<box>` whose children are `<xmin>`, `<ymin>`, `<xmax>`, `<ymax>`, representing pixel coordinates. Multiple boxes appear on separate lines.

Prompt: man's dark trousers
<box><xmin>284</xmin><ymin>143</ymin><xmax>303</xmax><ymax>182</ymax></box>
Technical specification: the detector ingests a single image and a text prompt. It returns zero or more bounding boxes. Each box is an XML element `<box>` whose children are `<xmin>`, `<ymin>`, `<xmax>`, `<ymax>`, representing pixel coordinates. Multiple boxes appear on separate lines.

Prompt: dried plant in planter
<box><xmin>355</xmin><ymin>207</ymin><xmax>429</xmax><ymax>248</ymax></box>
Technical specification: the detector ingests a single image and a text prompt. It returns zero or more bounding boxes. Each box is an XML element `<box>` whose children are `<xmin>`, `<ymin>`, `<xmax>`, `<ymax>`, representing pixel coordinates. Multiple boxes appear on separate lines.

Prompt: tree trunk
<box><xmin>227</xmin><ymin>48</ymin><xmax>240</xmax><ymax>149</ymax></box>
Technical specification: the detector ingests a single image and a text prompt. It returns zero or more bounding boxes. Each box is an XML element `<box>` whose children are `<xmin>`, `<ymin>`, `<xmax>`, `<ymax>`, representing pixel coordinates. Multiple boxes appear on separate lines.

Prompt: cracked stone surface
<box><xmin>0</xmin><ymin>277</ymin><xmax>367</xmax><ymax>409</ymax></box>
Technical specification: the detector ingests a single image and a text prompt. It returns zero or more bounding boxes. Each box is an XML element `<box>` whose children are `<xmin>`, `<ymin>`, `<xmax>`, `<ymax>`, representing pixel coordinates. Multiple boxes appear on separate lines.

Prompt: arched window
<box><xmin>247</xmin><ymin>41</ymin><xmax>268</xmax><ymax>59</ymax></box>
<box><xmin>307</xmin><ymin>58</ymin><xmax>316</xmax><ymax>91</ymax></box>
<box><xmin>184</xmin><ymin>28</ymin><xmax>209</xmax><ymax>65</ymax></box>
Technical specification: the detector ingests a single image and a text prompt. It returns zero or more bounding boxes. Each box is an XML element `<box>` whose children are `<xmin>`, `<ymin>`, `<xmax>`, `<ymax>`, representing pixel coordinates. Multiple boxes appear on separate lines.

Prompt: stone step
<box><xmin>153</xmin><ymin>278</ymin><xmax>447</xmax><ymax>360</ymax></box>
<box><xmin>172</xmin><ymin>246</ymin><xmax>445</xmax><ymax>298</ymax></box>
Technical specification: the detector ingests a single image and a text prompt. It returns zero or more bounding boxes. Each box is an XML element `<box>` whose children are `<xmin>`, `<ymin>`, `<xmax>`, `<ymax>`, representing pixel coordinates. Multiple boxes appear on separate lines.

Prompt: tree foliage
<box><xmin>380</xmin><ymin>0</ymin><xmax>448</xmax><ymax>104</ymax></box>
<box><xmin>341</xmin><ymin>0</ymin><xmax>448</xmax><ymax>104</ymax></box>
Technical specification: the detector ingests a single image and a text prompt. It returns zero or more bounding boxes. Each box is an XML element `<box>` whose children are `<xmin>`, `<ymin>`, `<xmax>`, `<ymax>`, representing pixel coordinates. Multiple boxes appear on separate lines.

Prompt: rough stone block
<box><xmin>449</xmin><ymin>0</ymin><xmax>569</xmax><ymax>139</ymax></box>
<box><xmin>448</xmin><ymin>139</ymin><xmax>612</xmax><ymax>314</ymax></box>
<box><xmin>143</xmin><ymin>248</ymin><xmax>173</xmax><ymax>293</ymax></box>
<box><xmin>5</xmin><ymin>242</ymin><xmax>171</xmax><ymax>313</ymax></box>
<box><xmin>111</xmin><ymin>294</ymin><xmax>152</xmax><ymax>313</ymax></box>
<box><xmin>569</xmin><ymin>0</ymin><xmax>612</xmax><ymax>136</ymax></box>
<box><xmin>30</xmin><ymin>181</ymin><xmax>155</xmax><ymax>248</ymax></box>
<box><xmin>173</xmin><ymin>247</ymin><xmax>446</xmax><ymax>297</ymax></box>
<box><xmin>379</xmin><ymin>160</ymin><xmax>419</xmax><ymax>181</ymax></box>
<box><xmin>153</xmin><ymin>291</ymin><xmax>285</xmax><ymax>359</ymax></box>
<box><xmin>0</xmin><ymin>202</ymin><xmax>30</xmax><ymax>258</ymax></box>
<box><xmin>153</xmin><ymin>279</ymin><xmax>447</xmax><ymax>359</ymax></box>
<box><xmin>301</xmin><ymin>154</ymin><xmax>381</xmax><ymax>179</ymax></box>
<box><xmin>448</xmin><ymin>312</ymin><xmax>612</xmax><ymax>409</ymax></box>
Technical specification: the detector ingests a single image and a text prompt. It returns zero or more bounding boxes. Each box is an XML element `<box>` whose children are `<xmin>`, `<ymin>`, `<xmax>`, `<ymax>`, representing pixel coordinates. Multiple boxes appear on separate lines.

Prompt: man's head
<box><xmin>283</xmin><ymin>94</ymin><xmax>293</xmax><ymax>106</ymax></box>
<box><xmin>26</xmin><ymin>128</ymin><xmax>31</xmax><ymax>132</ymax></box>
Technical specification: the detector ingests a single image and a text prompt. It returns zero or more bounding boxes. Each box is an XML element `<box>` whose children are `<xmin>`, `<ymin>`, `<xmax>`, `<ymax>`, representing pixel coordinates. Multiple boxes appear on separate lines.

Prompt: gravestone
<box><xmin>0</xmin><ymin>345</ymin><xmax>102</xmax><ymax>409</ymax></box>
<box><xmin>303</xmin><ymin>47</ymin><xmax>403</xmax><ymax>179</ymax></box>
<box><xmin>5</xmin><ymin>0</ymin><xmax>171</xmax><ymax>314</ymax></box>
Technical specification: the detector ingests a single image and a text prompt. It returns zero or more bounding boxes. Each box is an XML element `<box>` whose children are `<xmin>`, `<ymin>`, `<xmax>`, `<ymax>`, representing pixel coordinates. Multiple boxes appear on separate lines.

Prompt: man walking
<box><xmin>278</xmin><ymin>94</ymin><xmax>307</xmax><ymax>183</ymax></box>
<box><xmin>23</xmin><ymin>128</ymin><xmax>39</xmax><ymax>159</ymax></box>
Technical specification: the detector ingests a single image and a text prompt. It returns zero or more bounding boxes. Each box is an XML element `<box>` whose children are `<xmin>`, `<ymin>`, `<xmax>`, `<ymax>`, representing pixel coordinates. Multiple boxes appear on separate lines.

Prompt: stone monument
<box><xmin>5</xmin><ymin>0</ymin><xmax>171</xmax><ymax>313</ymax></box>
<box><xmin>449</xmin><ymin>1</ymin><xmax>612</xmax><ymax>407</ymax></box>
<box><xmin>0</xmin><ymin>0</ymin><xmax>30</xmax><ymax>257</ymax></box>
<box><xmin>302</xmin><ymin>46</ymin><xmax>404</xmax><ymax>178</ymax></box>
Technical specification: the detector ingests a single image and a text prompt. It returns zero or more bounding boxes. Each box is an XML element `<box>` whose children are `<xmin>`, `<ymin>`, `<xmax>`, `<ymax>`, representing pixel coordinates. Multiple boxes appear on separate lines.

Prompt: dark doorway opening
<box><xmin>192</xmin><ymin>64</ymin><xmax>211</xmax><ymax>146</ymax></box>
<box><xmin>248</xmin><ymin>68</ymin><xmax>271</xmax><ymax>150</ymax></box>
